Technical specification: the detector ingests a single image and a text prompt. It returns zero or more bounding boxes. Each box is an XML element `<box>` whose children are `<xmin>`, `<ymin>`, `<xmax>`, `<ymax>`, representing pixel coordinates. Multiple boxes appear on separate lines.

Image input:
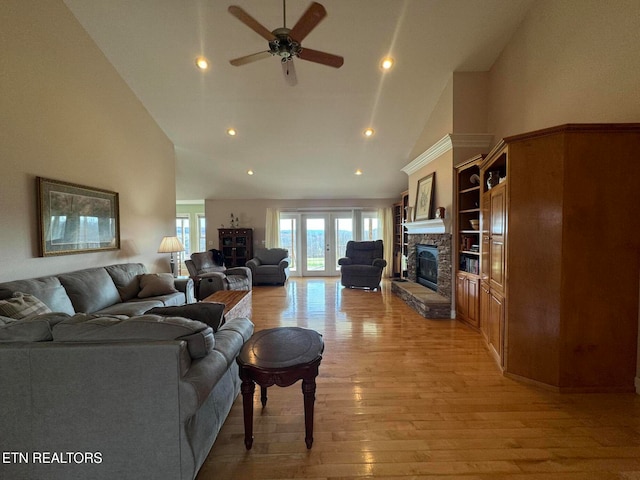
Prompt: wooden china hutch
<box><xmin>218</xmin><ymin>228</ymin><xmax>253</xmax><ymax>267</ymax></box>
<box><xmin>456</xmin><ymin>124</ymin><xmax>640</xmax><ymax>392</ymax></box>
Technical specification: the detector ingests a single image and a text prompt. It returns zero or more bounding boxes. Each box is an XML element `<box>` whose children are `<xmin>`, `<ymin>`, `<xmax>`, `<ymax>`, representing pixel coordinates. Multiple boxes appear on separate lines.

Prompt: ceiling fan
<box><xmin>228</xmin><ymin>1</ymin><xmax>344</xmax><ymax>86</ymax></box>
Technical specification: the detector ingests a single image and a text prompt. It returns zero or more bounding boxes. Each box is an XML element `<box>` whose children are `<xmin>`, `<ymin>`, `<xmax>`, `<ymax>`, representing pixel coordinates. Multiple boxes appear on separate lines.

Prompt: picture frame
<box><xmin>414</xmin><ymin>172</ymin><xmax>435</xmax><ymax>221</ymax></box>
<box><xmin>36</xmin><ymin>177</ymin><xmax>120</xmax><ymax>256</ymax></box>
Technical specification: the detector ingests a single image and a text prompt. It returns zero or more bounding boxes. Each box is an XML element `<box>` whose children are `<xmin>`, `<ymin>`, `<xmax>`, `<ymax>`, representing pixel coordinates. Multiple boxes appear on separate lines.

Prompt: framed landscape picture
<box><xmin>414</xmin><ymin>172</ymin><xmax>435</xmax><ymax>221</ymax></box>
<box><xmin>37</xmin><ymin>177</ymin><xmax>120</xmax><ymax>256</ymax></box>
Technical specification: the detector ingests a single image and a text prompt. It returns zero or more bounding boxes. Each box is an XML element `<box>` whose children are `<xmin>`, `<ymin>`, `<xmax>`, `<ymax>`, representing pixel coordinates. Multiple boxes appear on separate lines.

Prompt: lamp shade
<box><xmin>157</xmin><ymin>236</ymin><xmax>184</xmax><ymax>253</ymax></box>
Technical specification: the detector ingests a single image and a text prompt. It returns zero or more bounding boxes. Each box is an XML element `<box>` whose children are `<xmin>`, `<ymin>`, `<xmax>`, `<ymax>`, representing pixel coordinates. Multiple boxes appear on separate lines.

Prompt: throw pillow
<box><xmin>138</xmin><ymin>274</ymin><xmax>178</xmax><ymax>298</ymax></box>
<box><xmin>0</xmin><ymin>292</ymin><xmax>52</xmax><ymax>319</ymax></box>
<box><xmin>52</xmin><ymin>313</ymin><xmax>214</xmax><ymax>359</ymax></box>
<box><xmin>146</xmin><ymin>302</ymin><xmax>226</xmax><ymax>332</ymax></box>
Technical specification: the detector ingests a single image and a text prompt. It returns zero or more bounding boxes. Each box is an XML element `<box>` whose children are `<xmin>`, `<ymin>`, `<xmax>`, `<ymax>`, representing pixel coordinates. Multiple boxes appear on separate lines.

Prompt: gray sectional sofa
<box><xmin>0</xmin><ymin>263</ymin><xmax>254</xmax><ymax>480</ymax></box>
<box><xmin>0</xmin><ymin>263</ymin><xmax>195</xmax><ymax>317</ymax></box>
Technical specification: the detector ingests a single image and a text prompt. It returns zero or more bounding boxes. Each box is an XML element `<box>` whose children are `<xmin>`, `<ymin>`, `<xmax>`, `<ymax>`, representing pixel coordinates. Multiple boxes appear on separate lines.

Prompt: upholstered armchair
<box><xmin>185</xmin><ymin>250</ymin><xmax>252</xmax><ymax>300</ymax></box>
<box><xmin>338</xmin><ymin>240</ymin><xmax>387</xmax><ymax>290</ymax></box>
<box><xmin>246</xmin><ymin>248</ymin><xmax>290</xmax><ymax>285</ymax></box>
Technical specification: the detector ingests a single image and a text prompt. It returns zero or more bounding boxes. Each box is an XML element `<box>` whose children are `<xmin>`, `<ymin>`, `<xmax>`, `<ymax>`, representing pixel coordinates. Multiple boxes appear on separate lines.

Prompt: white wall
<box><xmin>488</xmin><ymin>0</ymin><xmax>640</xmax><ymax>140</ymax></box>
<box><xmin>0</xmin><ymin>0</ymin><xmax>177</xmax><ymax>282</ymax></box>
<box><xmin>408</xmin><ymin>77</ymin><xmax>454</xmax><ymax>161</ymax></box>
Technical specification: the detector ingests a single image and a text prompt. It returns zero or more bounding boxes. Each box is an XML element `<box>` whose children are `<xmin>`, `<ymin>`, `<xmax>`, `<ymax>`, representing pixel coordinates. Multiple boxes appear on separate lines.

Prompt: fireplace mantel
<box><xmin>404</xmin><ymin>218</ymin><xmax>450</xmax><ymax>234</ymax></box>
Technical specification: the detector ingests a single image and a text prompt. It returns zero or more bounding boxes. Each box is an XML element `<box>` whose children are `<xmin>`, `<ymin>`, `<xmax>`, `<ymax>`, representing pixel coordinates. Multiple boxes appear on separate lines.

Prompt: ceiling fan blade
<box><xmin>228</xmin><ymin>6</ymin><xmax>276</xmax><ymax>42</ymax></box>
<box><xmin>282</xmin><ymin>60</ymin><xmax>298</xmax><ymax>87</ymax></box>
<box><xmin>229</xmin><ymin>51</ymin><xmax>272</xmax><ymax>66</ymax></box>
<box><xmin>298</xmin><ymin>48</ymin><xmax>344</xmax><ymax>68</ymax></box>
<box><xmin>289</xmin><ymin>2</ymin><xmax>327</xmax><ymax>43</ymax></box>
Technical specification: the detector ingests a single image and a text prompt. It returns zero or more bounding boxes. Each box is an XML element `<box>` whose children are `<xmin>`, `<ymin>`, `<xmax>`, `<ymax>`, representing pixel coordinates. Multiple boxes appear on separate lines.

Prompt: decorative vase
<box><xmin>404</xmin><ymin>206</ymin><xmax>413</xmax><ymax>222</ymax></box>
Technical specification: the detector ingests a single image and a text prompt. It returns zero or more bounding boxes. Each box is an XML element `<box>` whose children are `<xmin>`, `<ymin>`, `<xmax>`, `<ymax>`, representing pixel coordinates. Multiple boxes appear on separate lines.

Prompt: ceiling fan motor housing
<box><xmin>269</xmin><ymin>27</ymin><xmax>301</xmax><ymax>61</ymax></box>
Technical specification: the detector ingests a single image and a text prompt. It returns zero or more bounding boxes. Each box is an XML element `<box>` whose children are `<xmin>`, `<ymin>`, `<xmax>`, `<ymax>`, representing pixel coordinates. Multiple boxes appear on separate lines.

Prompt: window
<box><xmin>362</xmin><ymin>212</ymin><xmax>380</xmax><ymax>240</ymax></box>
<box><xmin>197</xmin><ymin>215</ymin><xmax>206</xmax><ymax>252</ymax></box>
<box><xmin>176</xmin><ymin>216</ymin><xmax>190</xmax><ymax>274</ymax></box>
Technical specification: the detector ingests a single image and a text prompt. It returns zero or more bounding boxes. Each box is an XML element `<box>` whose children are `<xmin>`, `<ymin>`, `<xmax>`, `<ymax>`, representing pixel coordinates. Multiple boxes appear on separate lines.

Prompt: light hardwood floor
<box><xmin>196</xmin><ymin>278</ymin><xmax>640</xmax><ymax>479</ymax></box>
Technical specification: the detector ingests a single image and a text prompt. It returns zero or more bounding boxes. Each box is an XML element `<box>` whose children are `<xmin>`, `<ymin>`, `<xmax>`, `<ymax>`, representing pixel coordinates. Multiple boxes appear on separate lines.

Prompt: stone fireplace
<box><xmin>406</xmin><ymin>233</ymin><xmax>452</xmax><ymax>300</ymax></box>
<box><xmin>391</xmin><ymin>223</ymin><xmax>453</xmax><ymax>319</ymax></box>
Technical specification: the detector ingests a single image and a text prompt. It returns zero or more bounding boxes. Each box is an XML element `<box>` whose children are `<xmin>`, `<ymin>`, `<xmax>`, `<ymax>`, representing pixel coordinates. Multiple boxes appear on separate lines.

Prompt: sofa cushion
<box><xmin>0</xmin><ymin>277</ymin><xmax>75</xmax><ymax>315</ymax></box>
<box><xmin>105</xmin><ymin>263</ymin><xmax>146</xmax><ymax>301</ymax></box>
<box><xmin>0</xmin><ymin>292</ymin><xmax>52</xmax><ymax>319</ymax></box>
<box><xmin>138</xmin><ymin>274</ymin><xmax>178</xmax><ymax>298</ymax></box>
<box><xmin>58</xmin><ymin>267</ymin><xmax>122</xmax><ymax>313</ymax></box>
<box><xmin>93</xmin><ymin>300</ymin><xmax>164</xmax><ymax>317</ymax></box>
<box><xmin>146</xmin><ymin>303</ymin><xmax>226</xmax><ymax>332</ymax></box>
<box><xmin>52</xmin><ymin>313</ymin><xmax>214</xmax><ymax>359</ymax></box>
<box><xmin>255</xmin><ymin>248</ymin><xmax>288</xmax><ymax>265</ymax></box>
<box><xmin>190</xmin><ymin>252</ymin><xmax>225</xmax><ymax>274</ymax></box>
<box><xmin>0</xmin><ymin>315</ymin><xmax>52</xmax><ymax>342</ymax></box>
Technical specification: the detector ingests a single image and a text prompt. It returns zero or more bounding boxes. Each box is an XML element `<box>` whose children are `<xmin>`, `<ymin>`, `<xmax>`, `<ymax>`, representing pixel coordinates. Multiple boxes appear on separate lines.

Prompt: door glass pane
<box><xmin>279</xmin><ymin>217</ymin><xmax>297</xmax><ymax>271</ymax></box>
<box><xmin>362</xmin><ymin>214</ymin><xmax>379</xmax><ymax>241</ymax></box>
<box><xmin>335</xmin><ymin>217</ymin><xmax>353</xmax><ymax>269</ymax></box>
<box><xmin>306</xmin><ymin>218</ymin><xmax>325</xmax><ymax>271</ymax></box>
<box><xmin>198</xmin><ymin>215</ymin><xmax>206</xmax><ymax>252</ymax></box>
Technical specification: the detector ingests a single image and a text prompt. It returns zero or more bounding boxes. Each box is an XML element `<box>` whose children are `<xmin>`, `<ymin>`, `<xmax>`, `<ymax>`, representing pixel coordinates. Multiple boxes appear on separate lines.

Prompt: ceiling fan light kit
<box><xmin>228</xmin><ymin>1</ymin><xmax>344</xmax><ymax>86</ymax></box>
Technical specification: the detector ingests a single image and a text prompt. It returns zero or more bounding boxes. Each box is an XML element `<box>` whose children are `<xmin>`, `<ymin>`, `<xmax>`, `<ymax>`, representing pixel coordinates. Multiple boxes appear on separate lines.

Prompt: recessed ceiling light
<box><xmin>363</xmin><ymin>128</ymin><xmax>375</xmax><ymax>137</ymax></box>
<box><xmin>380</xmin><ymin>57</ymin><xmax>394</xmax><ymax>70</ymax></box>
<box><xmin>247</xmin><ymin>169</ymin><xmax>254</xmax><ymax>175</ymax></box>
<box><xmin>355</xmin><ymin>169</ymin><xmax>363</xmax><ymax>175</ymax></box>
<box><xmin>195</xmin><ymin>56</ymin><xmax>209</xmax><ymax>71</ymax></box>
<box><xmin>227</xmin><ymin>128</ymin><xmax>237</xmax><ymax>136</ymax></box>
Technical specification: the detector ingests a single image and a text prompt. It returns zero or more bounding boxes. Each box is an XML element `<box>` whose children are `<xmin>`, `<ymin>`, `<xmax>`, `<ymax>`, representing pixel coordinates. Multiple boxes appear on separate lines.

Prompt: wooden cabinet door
<box><xmin>488</xmin><ymin>290</ymin><xmax>505</xmax><ymax>367</ymax></box>
<box><xmin>489</xmin><ymin>184</ymin><xmax>506</xmax><ymax>293</ymax></box>
<box><xmin>467</xmin><ymin>278</ymin><xmax>479</xmax><ymax>328</ymax></box>
<box><xmin>456</xmin><ymin>273</ymin><xmax>468</xmax><ymax>319</ymax></box>
<box><xmin>479</xmin><ymin>281</ymin><xmax>491</xmax><ymax>341</ymax></box>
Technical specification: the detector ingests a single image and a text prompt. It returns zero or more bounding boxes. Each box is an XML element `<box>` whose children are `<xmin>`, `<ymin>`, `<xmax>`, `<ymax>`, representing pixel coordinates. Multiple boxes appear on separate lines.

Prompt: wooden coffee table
<box><xmin>201</xmin><ymin>290</ymin><xmax>252</xmax><ymax>320</ymax></box>
<box><xmin>237</xmin><ymin>327</ymin><xmax>324</xmax><ymax>450</ymax></box>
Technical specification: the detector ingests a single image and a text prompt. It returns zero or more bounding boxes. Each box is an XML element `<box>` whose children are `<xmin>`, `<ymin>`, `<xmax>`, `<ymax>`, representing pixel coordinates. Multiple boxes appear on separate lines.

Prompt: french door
<box><xmin>300</xmin><ymin>213</ymin><xmax>353</xmax><ymax>277</ymax></box>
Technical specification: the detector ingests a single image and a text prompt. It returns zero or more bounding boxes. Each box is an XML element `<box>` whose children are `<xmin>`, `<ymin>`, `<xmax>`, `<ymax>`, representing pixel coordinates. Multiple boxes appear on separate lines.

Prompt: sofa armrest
<box><xmin>225</xmin><ymin>266</ymin><xmax>251</xmax><ymax>277</ymax></box>
<box><xmin>245</xmin><ymin>258</ymin><xmax>261</xmax><ymax>270</ymax></box>
<box><xmin>278</xmin><ymin>258</ymin><xmax>290</xmax><ymax>269</ymax></box>
<box><xmin>174</xmin><ymin>277</ymin><xmax>195</xmax><ymax>304</ymax></box>
<box><xmin>338</xmin><ymin>257</ymin><xmax>352</xmax><ymax>266</ymax></box>
<box><xmin>372</xmin><ymin>258</ymin><xmax>387</xmax><ymax>268</ymax></box>
<box><xmin>1</xmin><ymin>341</ymin><xmax>192</xmax><ymax>480</ymax></box>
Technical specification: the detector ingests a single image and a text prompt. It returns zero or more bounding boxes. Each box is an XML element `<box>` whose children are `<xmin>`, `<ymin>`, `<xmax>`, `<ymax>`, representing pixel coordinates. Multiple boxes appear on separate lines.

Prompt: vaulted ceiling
<box><xmin>63</xmin><ymin>0</ymin><xmax>533</xmax><ymax>201</ymax></box>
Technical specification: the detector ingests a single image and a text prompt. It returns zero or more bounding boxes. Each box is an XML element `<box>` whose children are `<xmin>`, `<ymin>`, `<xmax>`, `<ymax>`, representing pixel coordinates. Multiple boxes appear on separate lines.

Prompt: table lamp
<box><xmin>157</xmin><ymin>236</ymin><xmax>184</xmax><ymax>277</ymax></box>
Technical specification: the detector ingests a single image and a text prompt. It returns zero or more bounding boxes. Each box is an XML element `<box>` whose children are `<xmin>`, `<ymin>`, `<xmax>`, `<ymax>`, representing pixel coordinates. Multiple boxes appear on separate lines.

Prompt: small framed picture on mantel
<box><xmin>414</xmin><ymin>172</ymin><xmax>435</xmax><ymax>221</ymax></box>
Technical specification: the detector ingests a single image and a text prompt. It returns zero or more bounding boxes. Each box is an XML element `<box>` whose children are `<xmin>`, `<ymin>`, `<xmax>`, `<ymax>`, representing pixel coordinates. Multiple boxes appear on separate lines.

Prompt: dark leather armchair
<box><xmin>185</xmin><ymin>250</ymin><xmax>252</xmax><ymax>300</ymax></box>
<box><xmin>338</xmin><ymin>240</ymin><xmax>387</xmax><ymax>290</ymax></box>
<box><xmin>246</xmin><ymin>248</ymin><xmax>290</xmax><ymax>285</ymax></box>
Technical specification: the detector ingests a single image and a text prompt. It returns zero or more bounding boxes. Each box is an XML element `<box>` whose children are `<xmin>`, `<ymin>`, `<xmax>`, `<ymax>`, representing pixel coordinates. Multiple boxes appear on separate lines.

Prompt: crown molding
<box><xmin>401</xmin><ymin>133</ymin><xmax>493</xmax><ymax>175</ymax></box>
<box><xmin>404</xmin><ymin>218</ymin><xmax>451</xmax><ymax>234</ymax></box>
